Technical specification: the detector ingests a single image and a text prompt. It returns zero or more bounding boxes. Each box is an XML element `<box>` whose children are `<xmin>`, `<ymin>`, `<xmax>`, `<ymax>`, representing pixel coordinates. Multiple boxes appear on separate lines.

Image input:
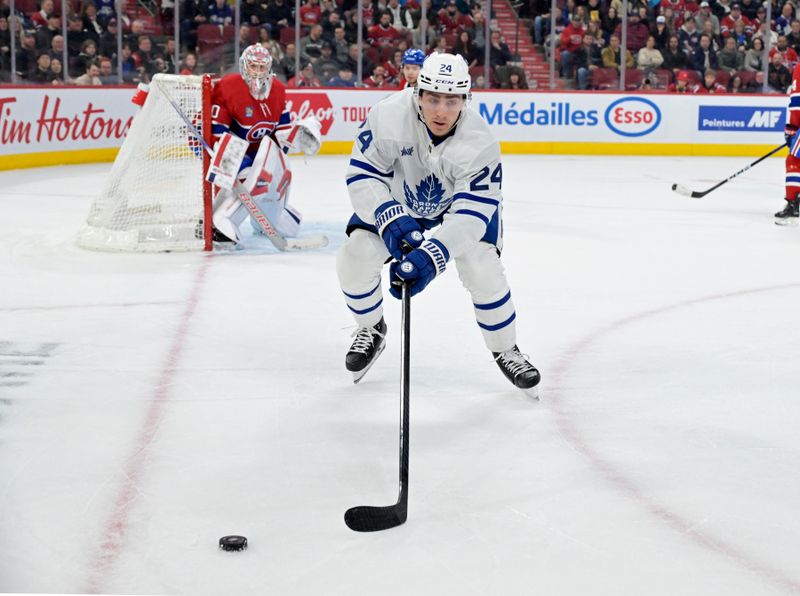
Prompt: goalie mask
<box><xmin>240</xmin><ymin>44</ymin><xmax>274</xmax><ymax>100</ymax></box>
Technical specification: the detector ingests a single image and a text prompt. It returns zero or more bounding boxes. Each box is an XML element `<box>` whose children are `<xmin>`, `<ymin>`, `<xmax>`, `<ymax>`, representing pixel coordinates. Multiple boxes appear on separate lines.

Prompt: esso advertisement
<box><xmin>473</xmin><ymin>94</ymin><xmax>666</xmax><ymax>141</ymax></box>
<box><xmin>604</xmin><ymin>97</ymin><xmax>661</xmax><ymax>137</ymax></box>
<box><xmin>285</xmin><ymin>92</ymin><xmax>335</xmax><ymax>135</ymax></box>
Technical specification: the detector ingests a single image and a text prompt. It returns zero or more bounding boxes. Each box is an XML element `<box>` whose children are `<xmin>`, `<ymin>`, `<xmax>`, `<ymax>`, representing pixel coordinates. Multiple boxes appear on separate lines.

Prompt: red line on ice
<box><xmin>548</xmin><ymin>282</ymin><xmax>800</xmax><ymax>595</ymax></box>
<box><xmin>84</xmin><ymin>258</ymin><xmax>211</xmax><ymax>594</ymax></box>
<box><xmin>0</xmin><ymin>301</ymin><xmax>180</xmax><ymax>312</ymax></box>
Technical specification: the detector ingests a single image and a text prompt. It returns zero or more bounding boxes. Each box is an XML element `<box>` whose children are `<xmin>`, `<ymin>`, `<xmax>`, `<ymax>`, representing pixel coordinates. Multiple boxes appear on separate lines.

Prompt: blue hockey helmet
<box><xmin>402</xmin><ymin>48</ymin><xmax>426</xmax><ymax>66</ymax></box>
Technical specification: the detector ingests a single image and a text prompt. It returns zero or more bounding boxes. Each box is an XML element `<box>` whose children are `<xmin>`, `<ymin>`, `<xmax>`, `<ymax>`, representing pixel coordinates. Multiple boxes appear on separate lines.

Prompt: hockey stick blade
<box><xmin>344</xmin><ymin>503</ymin><xmax>407</xmax><ymax>532</ymax></box>
<box><xmin>671</xmin><ymin>183</ymin><xmax>696</xmax><ymax>197</ymax></box>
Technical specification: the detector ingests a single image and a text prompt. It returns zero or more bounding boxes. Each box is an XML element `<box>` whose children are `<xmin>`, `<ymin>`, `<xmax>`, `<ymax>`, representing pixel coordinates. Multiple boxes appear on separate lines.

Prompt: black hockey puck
<box><xmin>219</xmin><ymin>535</ymin><xmax>248</xmax><ymax>551</ymax></box>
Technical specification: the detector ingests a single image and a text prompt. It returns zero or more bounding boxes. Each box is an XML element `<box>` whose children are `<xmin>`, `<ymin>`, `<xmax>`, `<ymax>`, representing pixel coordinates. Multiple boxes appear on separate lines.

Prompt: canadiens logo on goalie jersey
<box><xmin>402</xmin><ymin>174</ymin><xmax>448</xmax><ymax>217</ymax></box>
<box><xmin>246</xmin><ymin>122</ymin><xmax>275</xmax><ymax>142</ymax></box>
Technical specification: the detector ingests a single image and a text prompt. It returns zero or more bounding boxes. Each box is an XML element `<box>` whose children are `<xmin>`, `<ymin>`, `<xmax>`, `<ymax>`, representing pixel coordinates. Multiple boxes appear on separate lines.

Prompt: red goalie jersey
<box><xmin>211</xmin><ymin>73</ymin><xmax>292</xmax><ymax>156</ymax></box>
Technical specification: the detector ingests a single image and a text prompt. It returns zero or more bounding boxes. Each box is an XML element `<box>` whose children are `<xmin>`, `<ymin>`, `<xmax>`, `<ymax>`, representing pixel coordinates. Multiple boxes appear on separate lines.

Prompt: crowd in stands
<box><xmin>522</xmin><ymin>0</ymin><xmax>794</xmax><ymax>91</ymax></box>
<box><xmin>0</xmin><ymin>0</ymin><xmax>530</xmax><ymax>88</ymax></box>
<box><xmin>1</xmin><ymin>0</ymin><xmax>791</xmax><ymax>91</ymax></box>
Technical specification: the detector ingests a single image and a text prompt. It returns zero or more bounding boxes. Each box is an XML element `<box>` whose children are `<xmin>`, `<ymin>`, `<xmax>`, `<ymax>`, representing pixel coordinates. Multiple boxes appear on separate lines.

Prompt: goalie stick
<box><xmin>344</xmin><ymin>280</ymin><xmax>411</xmax><ymax>532</ymax></box>
<box><xmin>153</xmin><ymin>78</ymin><xmax>328</xmax><ymax>251</ymax></box>
<box><xmin>671</xmin><ymin>142</ymin><xmax>787</xmax><ymax>199</ymax></box>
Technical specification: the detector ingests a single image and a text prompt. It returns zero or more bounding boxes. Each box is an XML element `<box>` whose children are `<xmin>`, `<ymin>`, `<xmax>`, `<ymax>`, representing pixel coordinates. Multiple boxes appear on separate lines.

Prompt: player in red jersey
<box><xmin>208</xmin><ymin>44</ymin><xmax>322</xmax><ymax>243</ymax></box>
<box><xmin>777</xmin><ymin>61</ymin><xmax>800</xmax><ymax>224</ymax></box>
<box><xmin>211</xmin><ymin>49</ymin><xmax>292</xmax><ymax>157</ymax></box>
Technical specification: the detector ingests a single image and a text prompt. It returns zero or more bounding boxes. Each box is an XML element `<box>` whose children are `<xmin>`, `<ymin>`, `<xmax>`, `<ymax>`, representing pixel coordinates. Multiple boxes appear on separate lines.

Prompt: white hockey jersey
<box><xmin>345</xmin><ymin>88</ymin><xmax>504</xmax><ymax>258</ymax></box>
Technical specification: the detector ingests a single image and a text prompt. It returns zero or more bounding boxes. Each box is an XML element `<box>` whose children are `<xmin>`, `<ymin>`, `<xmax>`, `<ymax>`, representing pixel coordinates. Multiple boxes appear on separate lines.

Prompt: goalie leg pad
<box><xmin>251</xmin><ymin>204</ymin><xmax>302</xmax><ymax>238</ymax></box>
<box><xmin>212</xmin><ymin>189</ymin><xmax>249</xmax><ymax>243</ymax></box>
<box><xmin>243</xmin><ymin>136</ymin><xmax>300</xmax><ymax>237</ymax></box>
<box><xmin>243</xmin><ymin>137</ymin><xmax>292</xmax><ymax>203</ymax></box>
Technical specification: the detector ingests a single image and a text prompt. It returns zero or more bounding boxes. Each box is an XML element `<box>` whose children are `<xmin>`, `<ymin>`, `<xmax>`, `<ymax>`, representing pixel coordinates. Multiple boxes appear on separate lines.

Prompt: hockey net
<box><xmin>77</xmin><ymin>74</ymin><xmax>213</xmax><ymax>252</ymax></box>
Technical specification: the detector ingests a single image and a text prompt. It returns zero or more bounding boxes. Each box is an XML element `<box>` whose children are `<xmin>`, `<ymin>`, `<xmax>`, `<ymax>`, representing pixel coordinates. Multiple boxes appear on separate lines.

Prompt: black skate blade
<box><xmin>344</xmin><ymin>504</ymin><xmax>407</xmax><ymax>532</ymax></box>
<box><xmin>351</xmin><ymin>342</ymin><xmax>386</xmax><ymax>384</ymax></box>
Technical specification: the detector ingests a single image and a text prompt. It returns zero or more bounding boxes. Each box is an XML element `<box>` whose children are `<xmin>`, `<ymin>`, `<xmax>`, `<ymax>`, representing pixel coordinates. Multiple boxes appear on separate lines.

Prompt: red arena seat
<box><xmin>625</xmin><ymin>68</ymin><xmax>644</xmax><ymax>89</ymax></box>
<box><xmin>715</xmin><ymin>70</ymin><xmax>731</xmax><ymax>87</ymax></box>
<box><xmin>279</xmin><ymin>26</ymin><xmax>296</xmax><ymax>46</ymax></box>
<box><xmin>592</xmin><ymin>67</ymin><xmax>619</xmax><ymax>90</ymax></box>
<box><xmin>737</xmin><ymin>70</ymin><xmax>756</xmax><ymax>86</ymax></box>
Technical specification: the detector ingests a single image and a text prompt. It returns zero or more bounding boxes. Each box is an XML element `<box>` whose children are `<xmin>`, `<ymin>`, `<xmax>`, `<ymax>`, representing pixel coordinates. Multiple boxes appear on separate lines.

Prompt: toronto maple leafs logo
<box><xmin>403</xmin><ymin>174</ymin><xmax>447</xmax><ymax>217</ymax></box>
<box><xmin>400</xmin><ymin>146</ymin><xmax>414</xmax><ymax>156</ymax></box>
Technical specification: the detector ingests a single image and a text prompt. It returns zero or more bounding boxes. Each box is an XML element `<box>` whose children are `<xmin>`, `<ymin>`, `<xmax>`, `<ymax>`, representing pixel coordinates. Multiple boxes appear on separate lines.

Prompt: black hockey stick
<box><xmin>344</xmin><ymin>280</ymin><xmax>411</xmax><ymax>532</ymax></box>
<box><xmin>671</xmin><ymin>142</ymin><xmax>787</xmax><ymax>199</ymax></box>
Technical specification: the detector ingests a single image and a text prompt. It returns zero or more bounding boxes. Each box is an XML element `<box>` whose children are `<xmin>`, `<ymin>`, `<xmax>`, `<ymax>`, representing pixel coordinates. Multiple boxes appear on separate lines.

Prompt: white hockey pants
<box><xmin>336</xmin><ymin>229</ymin><xmax>517</xmax><ymax>353</ymax></box>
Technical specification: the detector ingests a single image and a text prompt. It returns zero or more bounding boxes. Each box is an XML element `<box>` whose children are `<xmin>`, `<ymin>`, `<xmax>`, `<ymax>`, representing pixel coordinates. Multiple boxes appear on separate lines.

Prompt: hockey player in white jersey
<box><xmin>336</xmin><ymin>53</ymin><xmax>540</xmax><ymax>395</ymax></box>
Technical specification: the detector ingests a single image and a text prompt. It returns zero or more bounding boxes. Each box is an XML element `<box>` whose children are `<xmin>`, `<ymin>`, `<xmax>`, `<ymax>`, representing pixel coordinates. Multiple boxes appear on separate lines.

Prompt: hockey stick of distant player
<box><xmin>153</xmin><ymin>79</ymin><xmax>328</xmax><ymax>251</ymax></box>
<box><xmin>671</xmin><ymin>142</ymin><xmax>787</xmax><ymax>199</ymax></box>
<box><xmin>344</xmin><ymin>280</ymin><xmax>411</xmax><ymax>532</ymax></box>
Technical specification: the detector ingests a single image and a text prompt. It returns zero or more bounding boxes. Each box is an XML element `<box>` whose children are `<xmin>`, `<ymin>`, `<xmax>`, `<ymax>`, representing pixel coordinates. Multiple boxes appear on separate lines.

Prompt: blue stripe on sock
<box><xmin>348</xmin><ymin>298</ymin><xmax>383</xmax><ymax>315</ymax></box>
<box><xmin>477</xmin><ymin>311</ymin><xmax>516</xmax><ymax>331</ymax></box>
<box><xmin>474</xmin><ymin>291</ymin><xmax>511</xmax><ymax>311</ymax></box>
<box><xmin>343</xmin><ymin>281</ymin><xmax>380</xmax><ymax>300</ymax></box>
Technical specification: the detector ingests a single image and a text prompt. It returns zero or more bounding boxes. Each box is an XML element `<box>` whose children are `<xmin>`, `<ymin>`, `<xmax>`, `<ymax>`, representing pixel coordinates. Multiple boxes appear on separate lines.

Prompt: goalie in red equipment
<box><xmin>208</xmin><ymin>44</ymin><xmax>323</xmax><ymax>244</ymax></box>
<box><xmin>779</xmin><ymin>61</ymin><xmax>800</xmax><ymax>224</ymax></box>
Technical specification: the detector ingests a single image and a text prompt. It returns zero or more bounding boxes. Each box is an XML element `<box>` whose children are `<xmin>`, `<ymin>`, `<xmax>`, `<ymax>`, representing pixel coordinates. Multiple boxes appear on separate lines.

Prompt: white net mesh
<box><xmin>77</xmin><ymin>74</ymin><xmax>210</xmax><ymax>252</ymax></box>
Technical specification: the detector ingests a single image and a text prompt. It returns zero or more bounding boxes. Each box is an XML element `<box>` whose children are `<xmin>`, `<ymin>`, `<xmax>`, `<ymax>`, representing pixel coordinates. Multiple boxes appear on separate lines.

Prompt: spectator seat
<box><xmin>592</xmin><ymin>67</ymin><xmax>619</xmax><ymax>90</ymax></box>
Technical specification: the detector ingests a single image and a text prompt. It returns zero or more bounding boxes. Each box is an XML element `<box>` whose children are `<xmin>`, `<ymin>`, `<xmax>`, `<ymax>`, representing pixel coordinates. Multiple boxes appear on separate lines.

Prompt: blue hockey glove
<box><xmin>785</xmin><ymin>124</ymin><xmax>798</xmax><ymax>147</ymax></box>
<box><xmin>389</xmin><ymin>240</ymin><xmax>450</xmax><ymax>299</ymax></box>
<box><xmin>375</xmin><ymin>200</ymin><xmax>424</xmax><ymax>260</ymax></box>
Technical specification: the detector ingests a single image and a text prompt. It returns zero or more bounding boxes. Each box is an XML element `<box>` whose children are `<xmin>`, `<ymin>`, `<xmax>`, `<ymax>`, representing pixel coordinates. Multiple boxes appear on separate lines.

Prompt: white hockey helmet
<box><xmin>240</xmin><ymin>44</ymin><xmax>274</xmax><ymax>100</ymax></box>
<box><xmin>416</xmin><ymin>53</ymin><xmax>471</xmax><ymax>96</ymax></box>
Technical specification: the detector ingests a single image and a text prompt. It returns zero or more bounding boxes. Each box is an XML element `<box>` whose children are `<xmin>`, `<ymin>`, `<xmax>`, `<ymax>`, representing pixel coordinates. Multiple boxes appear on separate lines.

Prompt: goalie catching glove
<box><xmin>276</xmin><ymin>116</ymin><xmax>322</xmax><ymax>155</ymax></box>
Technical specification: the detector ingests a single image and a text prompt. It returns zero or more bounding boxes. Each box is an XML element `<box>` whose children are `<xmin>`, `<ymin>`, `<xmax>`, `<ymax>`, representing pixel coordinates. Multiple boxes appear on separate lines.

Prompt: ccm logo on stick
<box><xmin>604</xmin><ymin>97</ymin><xmax>661</xmax><ymax>137</ymax></box>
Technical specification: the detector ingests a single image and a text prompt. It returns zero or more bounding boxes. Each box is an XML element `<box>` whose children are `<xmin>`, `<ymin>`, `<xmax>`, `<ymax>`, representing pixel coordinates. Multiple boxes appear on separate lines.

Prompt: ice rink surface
<box><xmin>0</xmin><ymin>154</ymin><xmax>798</xmax><ymax>596</ymax></box>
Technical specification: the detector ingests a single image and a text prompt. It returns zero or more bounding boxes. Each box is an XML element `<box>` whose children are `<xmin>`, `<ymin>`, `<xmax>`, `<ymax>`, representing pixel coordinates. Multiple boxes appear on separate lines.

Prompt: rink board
<box><xmin>0</xmin><ymin>85</ymin><xmax>789</xmax><ymax>169</ymax></box>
